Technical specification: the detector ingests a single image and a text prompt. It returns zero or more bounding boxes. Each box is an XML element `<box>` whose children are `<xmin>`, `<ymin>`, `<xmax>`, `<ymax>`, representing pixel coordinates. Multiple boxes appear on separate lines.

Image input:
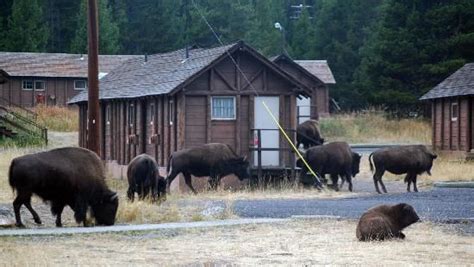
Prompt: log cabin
<box><xmin>272</xmin><ymin>54</ymin><xmax>335</xmax><ymax>122</ymax></box>
<box><xmin>69</xmin><ymin>41</ymin><xmax>312</xmax><ymax>190</ymax></box>
<box><xmin>420</xmin><ymin>63</ymin><xmax>474</xmax><ymax>158</ymax></box>
<box><xmin>0</xmin><ymin>52</ymin><xmax>139</xmax><ymax>107</ymax></box>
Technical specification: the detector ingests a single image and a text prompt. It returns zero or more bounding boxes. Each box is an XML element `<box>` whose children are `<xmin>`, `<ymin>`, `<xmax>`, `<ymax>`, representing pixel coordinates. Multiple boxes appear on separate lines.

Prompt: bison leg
<box><xmin>73</xmin><ymin>196</ymin><xmax>88</xmax><ymax>225</ymax></box>
<box><xmin>373</xmin><ymin>169</ymin><xmax>387</xmax><ymax>194</ymax></box>
<box><xmin>345</xmin><ymin>174</ymin><xmax>353</xmax><ymax>192</ymax></box>
<box><xmin>405</xmin><ymin>173</ymin><xmax>412</xmax><ymax>192</ymax></box>
<box><xmin>330</xmin><ymin>174</ymin><xmax>339</xmax><ymax>191</ymax></box>
<box><xmin>413</xmin><ymin>175</ymin><xmax>419</xmax><ymax>192</ymax></box>
<box><xmin>13</xmin><ymin>192</ymin><xmax>41</xmax><ymax>227</ymax></box>
<box><xmin>183</xmin><ymin>173</ymin><xmax>197</xmax><ymax>194</ymax></box>
<box><xmin>127</xmin><ymin>186</ymin><xmax>135</xmax><ymax>202</ymax></box>
<box><xmin>166</xmin><ymin>169</ymin><xmax>180</xmax><ymax>193</ymax></box>
<box><xmin>51</xmin><ymin>202</ymin><xmax>65</xmax><ymax>227</ymax></box>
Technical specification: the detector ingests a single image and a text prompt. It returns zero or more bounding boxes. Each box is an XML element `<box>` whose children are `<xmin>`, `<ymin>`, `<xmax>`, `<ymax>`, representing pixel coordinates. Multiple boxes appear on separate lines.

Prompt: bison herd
<box><xmin>5</xmin><ymin>119</ymin><xmax>434</xmax><ymax>241</ymax></box>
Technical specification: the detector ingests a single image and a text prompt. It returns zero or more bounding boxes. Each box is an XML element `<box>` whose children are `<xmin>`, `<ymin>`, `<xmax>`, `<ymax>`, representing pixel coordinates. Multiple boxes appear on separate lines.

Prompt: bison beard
<box><xmin>356</xmin><ymin>203</ymin><xmax>420</xmax><ymax>241</ymax></box>
<box><xmin>9</xmin><ymin>147</ymin><xmax>119</xmax><ymax>227</ymax></box>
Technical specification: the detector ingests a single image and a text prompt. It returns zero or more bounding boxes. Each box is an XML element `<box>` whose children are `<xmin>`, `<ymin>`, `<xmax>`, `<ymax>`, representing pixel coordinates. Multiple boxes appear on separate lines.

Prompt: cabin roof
<box><xmin>420</xmin><ymin>63</ymin><xmax>474</xmax><ymax>100</ymax></box>
<box><xmin>0</xmin><ymin>52</ymin><xmax>140</xmax><ymax>78</ymax></box>
<box><xmin>68</xmin><ymin>41</ymin><xmax>309</xmax><ymax>104</ymax></box>
<box><xmin>294</xmin><ymin>60</ymin><xmax>336</xmax><ymax>84</ymax></box>
<box><xmin>272</xmin><ymin>54</ymin><xmax>333</xmax><ymax>86</ymax></box>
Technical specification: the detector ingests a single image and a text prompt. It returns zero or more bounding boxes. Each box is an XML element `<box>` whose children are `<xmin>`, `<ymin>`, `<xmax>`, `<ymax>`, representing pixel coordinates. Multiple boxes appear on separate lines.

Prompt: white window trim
<box><xmin>211</xmin><ymin>96</ymin><xmax>236</xmax><ymax>120</ymax></box>
<box><xmin>34</xmin><ymin>80</ymin><xmax>46</xmax><ymax>91</ymax></box>
<box><xmin>22</xmin><ymin>79</ymin><xmax>33</xmax><ymax>90</ymax></box>
<box><xmin>451</xmin><ymin>102</ymin><xmax>458</xmax><ymax>122</ymax></box>
<box><xmin>74</xmin><ymin>80</ymin><xmax>87</xmax><ymax>90</ymax></box>
<box><xmin>169</xmin><ymin>100</ymin><xmax>174</xmax><ymax>125</ymax></box>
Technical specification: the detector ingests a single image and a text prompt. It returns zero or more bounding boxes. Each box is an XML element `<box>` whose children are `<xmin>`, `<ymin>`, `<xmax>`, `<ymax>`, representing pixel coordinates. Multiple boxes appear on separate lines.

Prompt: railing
<box><xmin>249</xmin><ymin>128</ymin><xmax>298</xmax><ymax>182</ymax></box>
<box><xmin>0</xmin><ymin>106</ymin><xmax>47</xmax><ymax>145</ymax></box>
<box><xmin>0</xmin><ymin>96</ymin><xmax>38</xmax><ymax>121</ymax></box>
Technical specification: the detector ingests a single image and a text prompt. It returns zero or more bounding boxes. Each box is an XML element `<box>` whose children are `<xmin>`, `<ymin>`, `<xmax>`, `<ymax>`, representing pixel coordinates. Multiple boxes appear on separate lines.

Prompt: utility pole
<box><xmin>87</xmin><ymin>0</ymin><xmax>100</xmax><ymax>155</ymax></box>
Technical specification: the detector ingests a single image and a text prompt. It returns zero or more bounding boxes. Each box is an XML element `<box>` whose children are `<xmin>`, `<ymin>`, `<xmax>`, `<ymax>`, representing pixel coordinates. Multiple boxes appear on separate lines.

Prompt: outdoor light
<box><xmin>274</xmin><ymin>22</ymin><xmax>282</xmax><ymax>31</ymax></box>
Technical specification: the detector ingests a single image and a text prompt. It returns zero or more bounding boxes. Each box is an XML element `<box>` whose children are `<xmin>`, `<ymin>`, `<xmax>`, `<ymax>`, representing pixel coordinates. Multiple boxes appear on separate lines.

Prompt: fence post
<box><xmin>43</xmin><ymin>128</ymin><xmax>48</xmax><ymax>146</ymax></box>
<box><xmin>257</xmin><ymin>129</ymin><xmax>262</xmax><ymax>183</ymax></box>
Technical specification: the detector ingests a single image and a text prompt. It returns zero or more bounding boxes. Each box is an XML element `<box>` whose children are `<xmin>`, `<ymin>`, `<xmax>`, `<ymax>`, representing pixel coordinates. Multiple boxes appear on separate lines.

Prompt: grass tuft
<box><xmin>34</xmin><ymin>105</ymin><xmax>78</xmax><ymax>132</ymax></box>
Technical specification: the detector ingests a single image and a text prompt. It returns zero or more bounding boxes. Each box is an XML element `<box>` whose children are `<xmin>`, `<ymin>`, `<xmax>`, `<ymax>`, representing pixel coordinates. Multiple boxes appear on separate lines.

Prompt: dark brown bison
<box><xmin>166</xmin><ymin>143</ymin><xmax>251</xmax><ymax>194</ymax></box>
<box><xmin>127</xmin><ymin>154</ymin><xmax>166</xmax><ymax>202</ymax></box>
<box><xmin>296</xmin><ymin>119</ymin><xmax>325</xmax><ymax>149</ymax></box>
<box><xmin>297</xmin><ymin>142</ymin><xmax>361</xmax><ymax>191</ymax></box>
<box><xmin>9</xmin><ymin>147</ymin><xmax>119</xmax><ymax>227</ymax></box>
<box><xmin>369</xmin><ymin>145</ymin><xmax>437</xmax><ymax>194</ymax></box>
<box><xmin>356</xmin><ymin>203</ymin><xmax>420</xmax><ymax>241</ymax></box>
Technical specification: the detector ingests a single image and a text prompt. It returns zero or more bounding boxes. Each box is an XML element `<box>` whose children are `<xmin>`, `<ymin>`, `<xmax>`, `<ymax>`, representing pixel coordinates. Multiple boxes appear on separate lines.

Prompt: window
<box><xmin>34</xmin><ymin>80</ymin><xmax>45</xmax><ymax>91</ymax></box>
<box><xmin>149</xmin><ymin>103</ymin><xmax>155</xmax><ymax>125</ymax></box>
<box><xmin>211</xmin><ymin>96</ymin><xmax>236</xmax><ymax>120</ymax></box>
<box><xmin>74</xmin><ymin>80</ymin><xmax>87</xmax><ymax>90</ymax></box>
<box><xmin>451</xmin><ymin>102</ymin><xmax>458</xmax><ymax>121</ymax></box>
<box><xmin>168</xmin><ymin>100</ymin><xmax>174</xmax><ymax>125</ymax></box>
<box><xmin>22</xmin><ymin>80</ymin><xmax>33</xmax><ymax>90</ymax></box>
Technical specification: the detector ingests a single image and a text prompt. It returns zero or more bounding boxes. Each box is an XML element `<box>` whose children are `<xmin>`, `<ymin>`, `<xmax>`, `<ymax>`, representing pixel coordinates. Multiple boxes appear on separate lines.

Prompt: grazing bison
<box><xmin>297</xmin><ymin>142</ymin><xmax>361</xmax><ymax>191</ymax></box>
<box><xmin>296</xmin><ymin>119</ymin><xmax>325</xmax><ymax>149</ymax></box>
<box><xmin>166</xmin><ymin>143</ymin><xmax>251</xmax><ymax>194</ymax></box>
<box><xmin>369</xmin><ymin>145</ymin><xmax>437</xmax><ymax>194</ymax></box>
<box><xmin>127</xmin><ymin>154</ymin><xmax>166</xmax><ymax>202</ymax></box>
<box><xmin>9</xmin><ymin>147</ymin><xmax>119</xmax><ymax>227</ymax></box>
<box><xmin>356</xmin><ymin>203</ymin><xmax>420</xmax><ymax>241</ymax></box>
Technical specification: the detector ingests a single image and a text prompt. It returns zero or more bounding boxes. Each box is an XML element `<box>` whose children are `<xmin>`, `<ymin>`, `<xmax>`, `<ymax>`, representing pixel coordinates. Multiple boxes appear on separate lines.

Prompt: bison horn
<box><xmin>110</xmin><ymin>192</ymin><xmax>118</xmax><ymax>201</ymax></box>
<box><xmin>242</xmin><ymin>156</ymin><xmax>247</xmax><ymax>161</ymax></box>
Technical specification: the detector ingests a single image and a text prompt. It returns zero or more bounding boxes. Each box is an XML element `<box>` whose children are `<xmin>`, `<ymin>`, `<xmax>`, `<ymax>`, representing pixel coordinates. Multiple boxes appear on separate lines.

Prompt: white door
<box><xmin>254</xmin><ymin>96</ymin><xmax>279</xmax><ymax>166</ymax></box>
<box><xmin>297</xmin><ymin>96</ymin><xmax>311</xmax><ymax>124</ymax></box>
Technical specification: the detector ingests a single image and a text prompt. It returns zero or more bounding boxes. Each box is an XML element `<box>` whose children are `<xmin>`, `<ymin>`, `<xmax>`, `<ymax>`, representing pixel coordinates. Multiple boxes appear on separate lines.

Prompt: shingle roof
<box><xmin>0</xmin><ymin>52</ymin><xmax>140</xmax><ymax>78</ymax></box>
<box><xmin>420</xmin><ymin>63</ymin><xmax>474</xmax><ymax>100</ymax></box>
<box><xmin>69</xmin><ymin>42</ymin><xmax>309</xmax><ymax>104</ymax></box>
<box><xmin>294</xmin><ymin>60</ymin><xmax>336</xmax><ymax>84</ymax></box>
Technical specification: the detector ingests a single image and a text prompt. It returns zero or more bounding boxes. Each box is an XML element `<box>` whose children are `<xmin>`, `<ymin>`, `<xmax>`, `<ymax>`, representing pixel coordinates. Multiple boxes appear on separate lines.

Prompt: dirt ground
<box><xmin>1</xmin><ymin>219</ymin><xmax>473</xmax><ymax>266</ymax></box>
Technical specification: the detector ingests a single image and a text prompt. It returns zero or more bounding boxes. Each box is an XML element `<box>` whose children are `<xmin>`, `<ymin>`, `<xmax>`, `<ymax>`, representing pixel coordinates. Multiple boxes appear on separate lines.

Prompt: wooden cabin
<box><xmin>420</xmin><ymin>63</ymin><xmax>474</xmax><ymax>158</ymax></box>
<box><xmin>272</xmin><ymin>54</ymin><xmax>335</xmax><ymax>122</ymax></box>
<box><xmin>69</xmin><ymin>41</ymin><xmax>310</xmax><ymax>190</ymax></box>
<box><xmin>0</xmin><ymin>53</ymin><xmax>139</xmax><ymax>107</ymax></box>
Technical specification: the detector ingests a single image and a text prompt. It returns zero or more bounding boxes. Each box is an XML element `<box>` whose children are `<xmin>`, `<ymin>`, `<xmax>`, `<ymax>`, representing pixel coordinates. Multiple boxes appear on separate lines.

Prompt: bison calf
<box><xmin>369</xmin><ymin>145</ymin><xmax>437</xmax><ymax>194</ymax></box>
<box><xmin>356</xmin><ymin>203</ymin><xmax>420</xmax><ymax>241</ymax></box>
<box><xmin>127</xmin><ymin>154</ymin><xmax>166</xmax><ymax>202</ymax></box>
<box><xmin>9</xmin><ymin>147</ymin><xmax>119</xmax><ymax>227</ymax></box>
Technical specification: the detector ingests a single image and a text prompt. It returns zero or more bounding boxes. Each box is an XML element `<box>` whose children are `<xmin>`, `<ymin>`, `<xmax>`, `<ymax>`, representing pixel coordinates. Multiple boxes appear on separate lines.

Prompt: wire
<box><xmin>190</xmin><ymin>0</ymin><xmax>323</xmax><ymax>188</ymax></box>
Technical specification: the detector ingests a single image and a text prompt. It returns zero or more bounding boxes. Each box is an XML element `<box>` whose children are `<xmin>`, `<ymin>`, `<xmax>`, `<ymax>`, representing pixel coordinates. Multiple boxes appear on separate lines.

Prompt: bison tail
<box><xmin>8</xmin><ymin>159</ymin><xmax>17</xmax><ymax>193</ymax></box>
<box><xmin>368</xmin><ymin>153</ymin><xmax>374</xmax><ymax>173</ymax></box>
<box><xmin>166</xmin><ymin>155</ymin><xmax>173</xmax><ymax>177</ymax></box>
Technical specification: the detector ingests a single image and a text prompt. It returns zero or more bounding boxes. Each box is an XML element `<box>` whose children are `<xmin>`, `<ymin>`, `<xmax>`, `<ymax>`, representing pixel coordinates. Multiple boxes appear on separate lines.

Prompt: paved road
<box><xmin>233</xmin><ymin>188</ymin><xmax>474</xmax><ymax>233</ymax></box>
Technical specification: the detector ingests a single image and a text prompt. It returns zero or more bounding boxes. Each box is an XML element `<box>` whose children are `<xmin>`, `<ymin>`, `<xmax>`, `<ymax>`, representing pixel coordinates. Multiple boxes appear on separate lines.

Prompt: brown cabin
<box><xmin>272</xmin><ymin>55</ymin><xmax>335</xmax><ymax>121</ymax></box>
<box><xmin>0</xmin><ymin>52</ymin><xmax>139</xmax><ymax>107</ymax></box>
<box><xmin>69</xmin><ymin>41</ymin><xmax>311</xmax><ymax>190</ymax></box>
<box><xmin>420</xmin><ymin>63</ymin><xmax>474</xmax><ymax>158</ymax></box>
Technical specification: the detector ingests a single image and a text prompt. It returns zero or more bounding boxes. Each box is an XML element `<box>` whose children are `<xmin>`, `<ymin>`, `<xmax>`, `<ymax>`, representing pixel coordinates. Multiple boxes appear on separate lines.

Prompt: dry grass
<box><xmin>321</xmin><ymin>111</ymin><xmax>431</xmax><ymax>144</ymax></box>
<box><xmin>34</xmin><ymin>105</ymin><xmax>78</xmax><ymax>132</ymax></box>
<box><xmin>0</xmin><ymin>219</ymin><xmax>472</xmax><ymax>265</ymax></box>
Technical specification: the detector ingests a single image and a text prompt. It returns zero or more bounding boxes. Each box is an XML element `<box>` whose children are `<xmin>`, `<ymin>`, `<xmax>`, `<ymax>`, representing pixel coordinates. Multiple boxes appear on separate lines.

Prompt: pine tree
<box><xmin>70</xmin><ymin>0</ymin><xmax>120</xmax><ymax>54</ymax></box>
<box><xmin>6</xmin><ymin>0</ymin><xmax>48</xmax><ymax>52</ymax></box>
<box><xmin>289</xmin><ymin>7</ymin><xmax>315</xmax><ymax>59</ymax></box>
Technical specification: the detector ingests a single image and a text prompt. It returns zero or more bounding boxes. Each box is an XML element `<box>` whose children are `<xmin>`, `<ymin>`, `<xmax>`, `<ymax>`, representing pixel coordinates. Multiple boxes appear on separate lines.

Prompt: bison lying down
<box><xmin>9</xmin><ymin>147</ymin><xmax>119</xmax><ymax>227</ymax></box>
<box><xmin>166</xmin><ymin>143</ymin><xmax>250</xmax><ymax>194</ymax></box>
<box><xmin>296</xmin><ymin>119</ymin><xmax>325</xmax><ymax>149</ymax></box>
<box><xmin>297</xmin><ymin>142</ymin><xmax>361</xmax><ymax>191</ymax></box>
<box><xmin>127</xmin><ymin>154</ymin><xmax>166</xmax><ymax>202</ymax></box>
<box><xmin>369</xmin><ymin>145</ymin><xmax>437</xmax><ymax>194</ymax></box>
<box><xmin>356</xmin><ymin>203</ymin><xmax>420</xmax><ymax>241</ymax></box>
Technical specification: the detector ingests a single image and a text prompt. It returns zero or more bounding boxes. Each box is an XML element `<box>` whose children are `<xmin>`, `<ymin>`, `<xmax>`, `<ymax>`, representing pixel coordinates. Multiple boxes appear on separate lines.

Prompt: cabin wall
<box><xmin>0</xmin><ymin>77</ymin><xmax>85</xmax><ymax>107</ymax></box>
<box><xmin>432</xmin><ymin>96</ymin><xmax>471</xmax><ymax>153</ymax></box>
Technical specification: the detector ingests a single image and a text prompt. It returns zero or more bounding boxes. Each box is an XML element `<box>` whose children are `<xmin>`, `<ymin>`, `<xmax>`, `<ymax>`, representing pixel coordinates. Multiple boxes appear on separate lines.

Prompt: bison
<box><xmin>127</xmin><ymin>154</ymin><xmax>166</xmax><ymax>202</ymax></box>
<box><xmin>166</xmin><ymin>143</ymin><xmax>251</xmax><ymax>194</ymax></box>
<box><xmin>9</xmin><ymin>147</ymin><xmax>119</xmax><ymax>227</ymax></box>
<box><xmin>297</xmin><ymin>142</ymin><xmax>361</xmax><ymax>191</ymax></box>
<box><xmin>356</xmin><ymin>203</ymin><xmax>420</xmax><ymax>241</ymax></box>
<box><xmin>369</xmin><ymin>145</ymin><xmax>437</xmax><ymax>194</ymax></box>
<box><xmin>296</xmin><ymin>119</ymin><xmax>325</xmax><ymax>149</ymax></box>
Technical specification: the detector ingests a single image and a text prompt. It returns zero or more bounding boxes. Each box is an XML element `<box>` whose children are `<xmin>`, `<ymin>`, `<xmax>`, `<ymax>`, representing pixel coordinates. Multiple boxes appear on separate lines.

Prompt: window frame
<box><xmin>74</xmin><ymin>80</ymin><xmax>87</xmax><ymax>90</ymax></box>
<box><xmin>34</xmin><ymin>80</ymin><xmax>45</xmax><ymax>91</ymax></box>
<box><xmin>149</xmin><ymin>103</ymin><xmax>155</xmax><ymax>125</ymax></box>
<box><xmin>168</xmin><ymin>99</ymin><xmax>174</xmax><ymax>125</ymax></box>
<box><xmin>22</xmin><ymin>80</ymin><xmax>33</xmax><ymax>90</ymax></box>
<box><xmin>129</xmin><ymin>103</ymin><xmax>135</xmax><ymax>127</ymax></box>
<box><xmin>211</xmin><ymin>96</ymin><xmax>236</xmax><ymax>120</ymax></box>
<box><xmin>451</xmin><ymin>102</ymin><xmax>458</xmax><ymax>122</ymax></box>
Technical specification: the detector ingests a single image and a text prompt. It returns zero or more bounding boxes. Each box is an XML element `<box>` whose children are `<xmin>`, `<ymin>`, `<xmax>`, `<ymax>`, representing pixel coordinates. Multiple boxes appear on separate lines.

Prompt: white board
<box><xmin>297</xmin><ymin>96</ymin><xmax>311</xmax><ymax>124</ymax></box>
<box><xmin>254</xmin><ymin>96</ymin><xmax>279</xmax><ymax>166</ymax></box>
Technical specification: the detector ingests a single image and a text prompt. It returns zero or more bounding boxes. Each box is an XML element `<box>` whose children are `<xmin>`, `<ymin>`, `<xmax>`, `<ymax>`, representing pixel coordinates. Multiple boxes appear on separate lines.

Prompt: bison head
<box><xmin>230</xmin><ymin>156</ymin><xmax>251</xmax><ymax>181</ymax></box>
<box><xmin>395</xmin><ymin>203</ymin><xmax>420</xmax><ymax>228</ymax></box>
<box><xmin>92</xmin><ymin>191</ymin><xmax>119</xmax><ymax>226</ymax></box>
<box><xmin>351</xmin><ymin>152</ymin><xmax>362</xmax><ymax>177</ymax></box>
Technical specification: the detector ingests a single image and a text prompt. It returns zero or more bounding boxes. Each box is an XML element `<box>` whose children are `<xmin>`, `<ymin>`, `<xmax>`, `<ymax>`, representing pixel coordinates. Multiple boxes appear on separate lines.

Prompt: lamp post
<box><xmin>274</xmin><ymin>22</ymin><xmax>286</xmax><ymax>55</ymax></box>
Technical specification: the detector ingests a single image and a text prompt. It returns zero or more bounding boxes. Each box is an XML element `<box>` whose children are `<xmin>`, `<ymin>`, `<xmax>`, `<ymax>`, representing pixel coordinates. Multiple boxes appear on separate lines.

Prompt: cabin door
<box><xmin>254</xmin><ymin>96</ymin><xmax>279</xmax><ymax>166</ymax></box>
<box><xmin>297</xmin><ymin>96</ymin><xmax>311</xmax><ymax>124</ymax></box>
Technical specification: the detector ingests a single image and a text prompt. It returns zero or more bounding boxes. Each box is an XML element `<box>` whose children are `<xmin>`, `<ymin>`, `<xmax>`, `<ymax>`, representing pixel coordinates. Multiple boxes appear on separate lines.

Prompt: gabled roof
<box><xmin>420</xmin><ymin>63</ymin><xmax>474</xmax><ymax>100</ymax></box>
<box><xmin>272</xmin><ymin>54</ymin><xmax>326</xmax><ymax>86</ymax></box>
<box><xmin>0</xmin><ymin>52</ymin><xmax>140</xmax><ymax>78</ymax></box>
<box><xmin>294</xmin><ymin>60</ymin><xmax>336</xmax><ymax>84</ymax></box>
<box><xmin>69</xmin><ymin>41</ymin><xmax>309</xmax><ymax>104</ymax></box>
<box><xmin>0</xmin><ymin>69</ymin><xmax>9</xmax><ymax>84</ymax></box>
